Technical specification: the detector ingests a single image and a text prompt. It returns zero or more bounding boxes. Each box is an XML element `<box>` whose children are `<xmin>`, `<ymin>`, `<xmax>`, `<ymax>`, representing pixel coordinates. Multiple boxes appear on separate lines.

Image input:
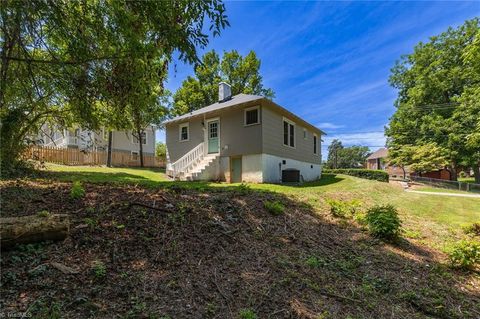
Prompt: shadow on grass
<box><xmin>1</xmin><ymin>178</ymin><xmax>479</xmax><ymax>318</ymax></box>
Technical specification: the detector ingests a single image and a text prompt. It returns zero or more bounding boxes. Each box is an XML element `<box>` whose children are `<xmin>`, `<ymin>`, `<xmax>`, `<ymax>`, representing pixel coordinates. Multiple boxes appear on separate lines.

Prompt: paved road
<box><xmin>405</xmin><ymin>189</ymin><xmax>480</xmax><ymax>198</ymax></box>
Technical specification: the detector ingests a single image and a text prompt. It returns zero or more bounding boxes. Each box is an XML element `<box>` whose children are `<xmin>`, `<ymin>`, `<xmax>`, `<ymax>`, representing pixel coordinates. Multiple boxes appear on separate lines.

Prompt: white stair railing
<box><xmin>171</xmin><ymin>142</ymin><xmax>205</xmax><ymax>179</ymax></box>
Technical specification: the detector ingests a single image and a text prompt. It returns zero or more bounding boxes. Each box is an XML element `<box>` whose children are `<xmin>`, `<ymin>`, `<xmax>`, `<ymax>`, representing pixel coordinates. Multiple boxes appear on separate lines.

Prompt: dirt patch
<box><xmin>1</xmin><ymin>180</ymin><xmax>479</xmax><ymax>318</ymax></box>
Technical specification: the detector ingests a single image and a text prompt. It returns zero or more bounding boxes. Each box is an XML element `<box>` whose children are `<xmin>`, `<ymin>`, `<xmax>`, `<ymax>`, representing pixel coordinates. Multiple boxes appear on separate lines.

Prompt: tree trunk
<box><xmin>402</xmin><ymin>166</ymin><xmax>406</xmax><ymax>180</ymax></box>
<box><xmin>449</xmin><ymin>164</ymin><xmax>458</xmax><ymax>181</ymax></box>
<box><xmin>107</xmin><ymin>131</ymin><xmax>113</xmax><ymax>167</ymax></box>
<box><xmin>473</xmin><ymin>165</ymin><xmax>480</xmax><ymax>184</ymax></box>
<box><xmin>1</xmin><ymin>214</ymin><xmax>69</xmax><ymax>250</ymax></box>
<box><xmin>137</xmin><ymin>128</ymin><xmax>144</xmax><ymax>168</ymax></box>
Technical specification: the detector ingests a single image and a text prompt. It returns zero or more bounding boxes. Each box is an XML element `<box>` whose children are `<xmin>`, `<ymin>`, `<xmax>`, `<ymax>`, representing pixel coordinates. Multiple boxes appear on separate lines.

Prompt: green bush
<box><xmin>92</xmin><ymin>260</ymin><xmax>106</xmax><ymax>278</ymax></box>
<box><xmin>324</xmin><ymin>169</ymin><xmax>389</xmax><ymax>182</ymax></box>
<box><xmin>70</xmin><ymin>181</ymin><xmax>85</xmax><ymax>199</ymax></box>
<box><xmin>365</xmin><ymin>205</ymin><xmax>401</xmax><ymax>239</ymax></box>
<box><xmin>448</xmin><ymin>240</ymin><xmax>480</xmax><ymax>270</ymax></box>
<box><xmin>326</xmin><ymin>199</ymin><xmax>362</xmax><ymax>218</ymax></box>
<box><xmin>264</xmin><ymin>200</ymin><xmax>285</xmax><ymax>215</ymax></box>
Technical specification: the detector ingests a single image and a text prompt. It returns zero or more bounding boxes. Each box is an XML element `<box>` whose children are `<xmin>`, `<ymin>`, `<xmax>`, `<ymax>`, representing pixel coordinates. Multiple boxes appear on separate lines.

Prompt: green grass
<box><xmin>413</xmin><ymin>186</ymin><xmax>476</xmax><ymax>195</ymax></box>
<box><xmin>42</xmin><ymin>165</ymin><xmax>480</xmax><ymax>249</ymax></box>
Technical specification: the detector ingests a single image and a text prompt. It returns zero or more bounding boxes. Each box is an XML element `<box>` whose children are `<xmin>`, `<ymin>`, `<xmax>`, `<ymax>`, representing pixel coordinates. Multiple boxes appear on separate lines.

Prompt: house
<box><xmin>366</xmin><ymin>147</ymin><xmax>455</xmax><ymax>180</ymax></box>
<box><xmin>164</xmin><ymin>83</ymin><xmax>325</xmax><ymax>183</ymax></box>
<box><xmin>36</xmin><ymin>125</ymin><xmax>156</xmax><ymax>158</ymax></box>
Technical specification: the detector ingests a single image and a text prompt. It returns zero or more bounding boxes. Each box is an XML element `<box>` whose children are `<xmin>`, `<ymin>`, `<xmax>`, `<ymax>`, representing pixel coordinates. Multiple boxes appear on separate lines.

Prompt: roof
<box><xmin>366</xmin><ymin>148</ymin><xmax>388</xmax><ymax>160</ymax></box>
<box><xmin>164</xmin><ymin>93</ymin><xmax>325</xmax><ymax>135</ymax></box>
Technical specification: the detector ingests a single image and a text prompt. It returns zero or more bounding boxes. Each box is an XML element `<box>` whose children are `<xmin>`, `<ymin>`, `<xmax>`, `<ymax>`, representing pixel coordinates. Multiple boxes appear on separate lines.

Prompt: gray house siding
<box><xmin>166</xmin><ymin>101</ymin><xmax>262</xmax><ymax>162</ymax></box>
<box><xmin>261</xmin><ymin>102</ymin><xmax>321</xmax><ymax>164</ymax></box>
<box><xmin>111</xmin><ymin>128</ymin><xmax>156</xmax><ymax>155</ymax></box>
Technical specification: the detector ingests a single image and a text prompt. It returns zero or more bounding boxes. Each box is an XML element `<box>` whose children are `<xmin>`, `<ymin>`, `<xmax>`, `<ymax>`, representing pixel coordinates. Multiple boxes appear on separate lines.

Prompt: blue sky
<box><xmin>157</xmin><ymin>1</ymin><xmax>479</xmax><ymax>159</ymax></box>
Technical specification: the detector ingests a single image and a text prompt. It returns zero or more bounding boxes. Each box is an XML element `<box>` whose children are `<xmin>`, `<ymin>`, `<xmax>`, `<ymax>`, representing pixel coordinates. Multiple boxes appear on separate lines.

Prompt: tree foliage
<box><xmin>172</xmin><ymin>49</ymin><xmax>274</xmax><ymax>116</ymax></box>
<box><xmin>326</xmin><ymin>139</ymin><xmax>371</xmax><ymax>169</ymax></box>
<box><xmin>386</xmin><ymin>18</ymin><xmax>480</xmax><ymax>182</ymax></box>
<box><xmin>155</xmin><ymin>142</ymin><xmax>166</xmax><ymax>159</ymax></box>
<box><xmin>0</xmin><ymin>0</ymin><xmax>228</xmax><ymax>174</ymax></box>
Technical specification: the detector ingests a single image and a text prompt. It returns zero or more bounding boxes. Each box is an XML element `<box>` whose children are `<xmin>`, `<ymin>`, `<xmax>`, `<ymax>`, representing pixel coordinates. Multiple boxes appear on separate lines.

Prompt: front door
<box><xmin>208</xmin><ymin>120</ymin><xmax>219</xmax><ymax>154</ymax></box>
<box><xmin>231</xmin><ymin>157</ymin><xmax>242</xmax><ymax>183</ymax></box>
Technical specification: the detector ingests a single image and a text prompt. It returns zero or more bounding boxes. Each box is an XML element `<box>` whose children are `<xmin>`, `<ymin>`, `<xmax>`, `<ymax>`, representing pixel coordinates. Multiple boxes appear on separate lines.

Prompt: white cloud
<box><xmin>315</xmin><ymin>122</ymin><xmax>345</xmax><ymax>130</ymax></box>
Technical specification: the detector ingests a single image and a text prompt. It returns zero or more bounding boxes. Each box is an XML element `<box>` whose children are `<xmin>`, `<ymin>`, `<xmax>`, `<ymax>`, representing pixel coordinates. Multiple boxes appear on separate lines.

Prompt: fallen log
<box><xmin>1</xmin><ymin>214</ymin><xmax>69</xmax><ymax>250</ymax></box>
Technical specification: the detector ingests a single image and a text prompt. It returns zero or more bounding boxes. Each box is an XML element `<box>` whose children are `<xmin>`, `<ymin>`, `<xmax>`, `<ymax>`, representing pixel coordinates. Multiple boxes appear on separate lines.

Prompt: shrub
<box><xmin>365</xmin><ymin>205</ymin><xmax>401</xmax><ymax>239</ymax></box>
<box><xmin>448</xmin><ymin>240</ymin><xmax>480</xmax><ymax>270</ymax></box>
<box><xmin>70</xmin><ymin>181</ymin><xmax>85</xmax><ymax>199</ymax></box>
<box><xmin>264</xmin><ymin>200</ymin><xmax>285</xmax><ymax>215</ymax></box>
<box><xmin>324</xmin><ymin>169</ymin><xmax>389</xmax><ymax>182</ymax></box>
<box><xmin>326</xmin><ymin>199</ymin><xmax>362</xmax><ymax>218</ymax></box>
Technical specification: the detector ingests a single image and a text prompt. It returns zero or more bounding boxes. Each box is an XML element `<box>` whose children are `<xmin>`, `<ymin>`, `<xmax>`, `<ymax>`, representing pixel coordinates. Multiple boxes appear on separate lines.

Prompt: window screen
<box><xmin>245</xmin><ymin>109</ymin><xmax>259</xmax><ymax>125</ymax></box>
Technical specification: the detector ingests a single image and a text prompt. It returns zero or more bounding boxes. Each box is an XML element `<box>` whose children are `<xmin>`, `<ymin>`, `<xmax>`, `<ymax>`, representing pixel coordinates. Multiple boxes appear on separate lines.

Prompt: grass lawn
<box><xmin>43</xmin><ymin>164</ymin><xmax>480</xmax><ymax>250</ymax></box>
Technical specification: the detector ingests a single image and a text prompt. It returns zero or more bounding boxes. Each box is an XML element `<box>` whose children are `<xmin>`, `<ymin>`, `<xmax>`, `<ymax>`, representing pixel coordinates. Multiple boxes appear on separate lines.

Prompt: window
<box><xmin>313</xmin><ymin>134</ymin><xmax>318</xmax><ymax>155</ymax></box>
<box><xmin>303</xmin><ymin>129</ymin><xmax>307</xmax><ymax>139</ymax></box>
<box><xmin>283</xmin><ymin>118</ymin><xmax>295</xmax><ymax>148</ymax></box>
<box><xmin>179</xmin><ymin>123</ymin><xmax>189</xmax><ymax>141</ymax></box>
<box><xmin>131</xmin><ymin>151</ymin><xmax>139</xmax><ymax>160</ymax></box>
<box><xmin>244</xmin><ymin>106</ymin><xmax>260</xmax><ymax>126</ymax></box>
<box><xmin>133</xmin><ymin>131</ymin><xmax>147</xmax><ymax>144</ymax></box>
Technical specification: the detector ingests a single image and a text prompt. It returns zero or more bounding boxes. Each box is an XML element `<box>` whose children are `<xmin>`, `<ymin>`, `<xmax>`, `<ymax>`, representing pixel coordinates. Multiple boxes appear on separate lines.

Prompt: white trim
<box><xmin>244</xmin><ymin>105</ymin><xmax>260</xmax><ymax>126</ymax></box>
<box><xmin>282</xmin><ymin>117</ymin><xmax>296</xmax><ymax>149</ymax></box>
<box><xmin>313</xmin><ymin>133</ymin><xmax>319</xmax><ymax>155</ymax></box>
<box><xmin>303</xmin><ymin>128</ymin><xmax>307</xmax><ymax>140</ymax></box>
<box><xmin>205</xmin><ymin>117</ymin><xmax>220</xmax><ymax>154</ymax></box>
<box><xmin>178</xmin><ymin>122</ymin><xmax>189</xmax><ymax>142</ymax></box>
<box><xmin>131</xmin><ymin>150</ymin><xmax>139</xmax><ymax>161</ymax></box>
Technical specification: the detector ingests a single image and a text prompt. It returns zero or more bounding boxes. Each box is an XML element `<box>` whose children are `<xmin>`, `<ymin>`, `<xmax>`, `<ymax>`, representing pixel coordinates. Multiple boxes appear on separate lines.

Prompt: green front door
<box><xmin>208</xmin><ymin>120</ymin><xmax>219</xmax><ymax>153</ymax></box>
<box><xmin>231</xmin><ymin>157</ymin><xmax>242</xmax><ymax>183</ymax></box>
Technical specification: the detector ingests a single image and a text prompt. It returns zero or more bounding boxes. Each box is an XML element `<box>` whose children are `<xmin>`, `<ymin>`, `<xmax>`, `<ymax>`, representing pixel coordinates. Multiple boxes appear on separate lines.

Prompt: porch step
<box><xmin>182</xmin><ymin>154</ymin><xmax>218</xmax><ymax>181</ymax></box>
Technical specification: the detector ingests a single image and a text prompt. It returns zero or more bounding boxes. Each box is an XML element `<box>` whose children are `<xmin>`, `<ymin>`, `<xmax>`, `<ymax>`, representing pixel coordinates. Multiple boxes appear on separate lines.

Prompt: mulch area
<box><xmin>1</xmin><ymin>179</ymin><xmax>479</xmax><ymax>318</ymax></box>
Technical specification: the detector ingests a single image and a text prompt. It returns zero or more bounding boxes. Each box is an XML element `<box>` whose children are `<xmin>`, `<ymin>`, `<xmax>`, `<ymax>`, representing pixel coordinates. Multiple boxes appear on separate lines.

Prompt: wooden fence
<box><xmin>26</xmin><ymin>146</ymin><xmax>166</xmax><ymax>168</ymax></box>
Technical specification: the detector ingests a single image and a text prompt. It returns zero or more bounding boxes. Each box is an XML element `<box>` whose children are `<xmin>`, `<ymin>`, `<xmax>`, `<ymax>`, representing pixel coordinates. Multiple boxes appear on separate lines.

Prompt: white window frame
<box><xmin>131</xmin><ymin>151</ymin><xmax>139</xmax><ymax>161</ymax></box>
<box><xmin>283</xmin><ymin>117</ymin><xmax>296</xmax><ymax>149</ymax></box>
<box><xmin>179</xmin><ymin>123</ymin><xmax>189</xmax><ymax>142</ymax></box>
<box><xmin>131</xmin><ymin>131</ymin><xmax>147</xmax><ymax>145</ymax></box>
<box><xmin>313</xmin><ymin>133</ymin><xmax>318</xmax><ymax>155</ymax></box>
<box><xmin>244</xmin><ymin>105</ymin><xmax>260</xmax><ymax>126</ymax></box>
<box><xmin>303</xmin><ymin>129</ymin><xmax>307</xmax><ymax>140</ymax></box>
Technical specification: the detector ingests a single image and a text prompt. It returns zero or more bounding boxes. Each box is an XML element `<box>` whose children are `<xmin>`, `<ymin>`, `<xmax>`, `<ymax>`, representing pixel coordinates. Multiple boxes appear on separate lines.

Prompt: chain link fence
<box><xmin>410</xmin><ymin>176</ymin><xmax>480</xmax><ymax>193</ymax></box>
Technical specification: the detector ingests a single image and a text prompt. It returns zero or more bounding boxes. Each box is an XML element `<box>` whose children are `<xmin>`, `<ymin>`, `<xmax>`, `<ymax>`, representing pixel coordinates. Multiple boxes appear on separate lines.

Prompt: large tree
<box><xmin>0</xmin><ymin>0</ymin><xmax>229</xmax><ymax>173</ymax></box>
<box><xmin>326</xmin><ymin>139</ymin><xmax>370</xmax><ymax>169</ymax></box>
<box><xmin>172</xmin><ymin>49</ymin><xmax>274</xmax><ymax>116</ymax></box>
<box><xmin>386</xmin><ymin>18</ymin><xmax>480</xmax><ymax>182</ymax></box>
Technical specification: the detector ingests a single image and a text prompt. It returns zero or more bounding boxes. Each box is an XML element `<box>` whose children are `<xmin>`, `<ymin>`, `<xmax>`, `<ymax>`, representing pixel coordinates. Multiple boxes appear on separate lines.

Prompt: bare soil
<box><xmin>1</xmin><ymin>180</ymin><xmax>479</xmax><ymax>318</ymax></box>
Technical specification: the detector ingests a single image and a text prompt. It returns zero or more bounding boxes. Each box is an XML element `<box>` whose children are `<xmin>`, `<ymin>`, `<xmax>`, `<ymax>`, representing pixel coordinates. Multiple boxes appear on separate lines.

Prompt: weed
<box><xmin>84</xmin><ymin>217</ymin><xmax>97</xmax><ymax>228</ymax></box>
<box><xmin>91</xmin><ymin>260</ymin><xmax>106</xmax><ymax>278</ymax></box>
<box><xmin>70</xmin><ymin>181</ymin><xmax>85</xmax><ymax>199</ymax></box>
<box><xmin>365</xmin><ymin>205</ymin><xmax>401</xmax><ymax>240</ymax></box>
<box><xmin>264</xmin><ymin>200</ymin><xmax>285</xmax><ymax>215</ymax></box>
<box><xmin>237</xmin><ymin>182</ymin><xmax>250</xmax><ymax>195</ymax></box>
<box><xmin>305</xmin><ymin>255</ymin><xmax>326</xmax><ymax>268</ymax></box>
<box><xmin>37</xmin><ymin>210</ymin><xmax>50</xmax><ymax>217</ymax></box>
<box><xmin>239</xmin><ymin>308</ymin><xmax>257</xmax><ymax>319</ymax></box>
<box><xmin>326</xmin><ymin>199</ymin><xmax>362</xmax><ymax>218</ymax></box>
<box><xmin>448</xmin><ymin>240</ymin><xmax>480</xmax><ymax>270</ymax></box>
<box><xmin>463</xmin><ymin>222</ymin><xmax>480</xmax><ymax>236</ymax></box>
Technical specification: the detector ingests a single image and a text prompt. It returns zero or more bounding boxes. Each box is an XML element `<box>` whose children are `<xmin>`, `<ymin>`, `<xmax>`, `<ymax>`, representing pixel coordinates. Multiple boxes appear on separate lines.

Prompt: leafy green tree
<box><xmin>326</xmin><ymin>139</ymin><xmax>370</xmax><ymax>169</ymax></box>
<box><xmin>386</xmin><ymin>18</ymin><xmax>480</xmax><ymax>182</ymax></box>
<box><xmin>0</xmin><ymin>0</ymin><xmax>228</xmax><ymax>174</ymax></box>
<box><xmin>172</xmin><ymin>50</ymin><xmax>274</xmax><ymax>116</ymax></box>
<box><xmin>156</xmin><ymin>142</ymin><xmax>166</xmax><ymax>159</ymax></box>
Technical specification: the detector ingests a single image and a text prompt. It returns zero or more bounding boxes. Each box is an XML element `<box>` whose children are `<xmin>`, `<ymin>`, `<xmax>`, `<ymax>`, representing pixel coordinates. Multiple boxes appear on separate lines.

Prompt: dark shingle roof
<box><xmin>367</xmin><ymin>148</ymin><xmax>388</xmax><ymax>160</ymax></box>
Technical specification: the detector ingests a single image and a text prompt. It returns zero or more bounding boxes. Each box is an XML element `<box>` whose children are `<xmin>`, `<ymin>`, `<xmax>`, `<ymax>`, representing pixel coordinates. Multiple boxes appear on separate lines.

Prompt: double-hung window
<box><xmin>283</xmin><ymin>118</ymin><xmax>295</xmax><ymax>148</ymax></box>
<box><xmin>244</xmin><ymin>106</ymin><xmax>260</xmax><ymax>126</ymax></box>
<box><xmin>179</xmin><ymin>123</ymin><xmax>189</xmax><ymax>141</ymax></box>
<box><xmin>313</xmin><ymin>134</ymin><xmax>318</xmax><ymax>155</ymax></box>
<box><xmin>133</xmin><ymin>131</ymin><xmax>147</xmax><ymax>145</ymax></box>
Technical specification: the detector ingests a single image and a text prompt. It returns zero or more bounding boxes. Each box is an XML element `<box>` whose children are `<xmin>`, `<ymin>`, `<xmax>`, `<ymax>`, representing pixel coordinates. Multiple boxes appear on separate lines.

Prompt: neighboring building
<box><xmin>36</xmin><ymin>125</ymin><xmax>156</xmax><ymax>157</ymax></box>
<box><xmin>164</xmin><ymin>82</ymin><xmax>325</xmax><ymax>183</ymax></box>
<box><xmin>366</xmin><ymin>148</ymin><xmax>408</xmax><ymax>178</ymax></box>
